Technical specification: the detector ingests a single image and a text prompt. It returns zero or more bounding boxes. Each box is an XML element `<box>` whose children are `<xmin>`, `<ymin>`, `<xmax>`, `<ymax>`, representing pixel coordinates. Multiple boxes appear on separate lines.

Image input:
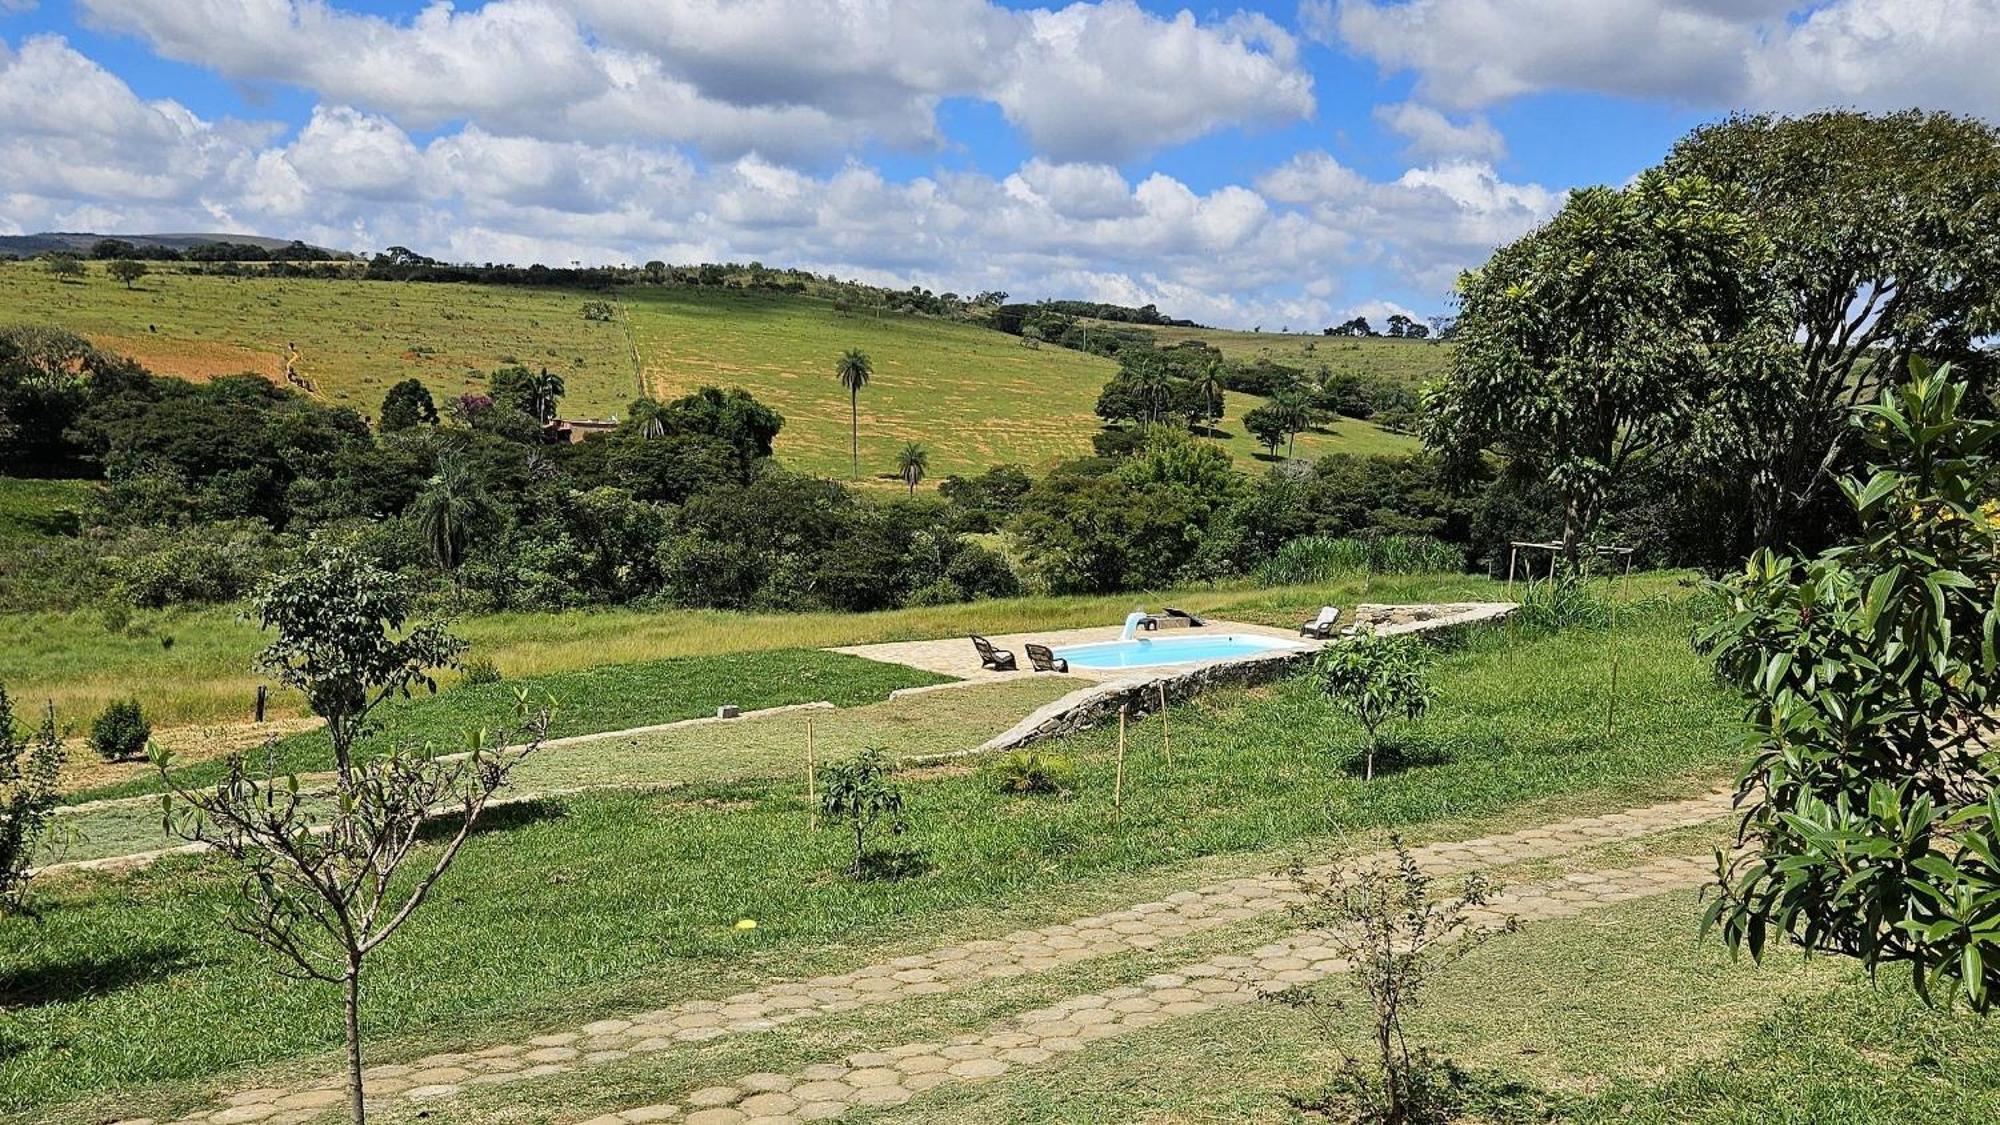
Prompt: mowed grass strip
<box><xmin>52</xmin><ymin>678</ymin><xmax>1073</xmax><ymax>864</ymax></box>
<box><xmin>1</xmin><ymin>602</ymin><xmax>1741</xmax><ymax>1116</ymax></box>
<box><xmin>0</xmin><ymin>262</ymin><xmax>637</xmax><ymax>414</ymax></box>
<box><xmin>1</xmin><ymin>571</ymin><xmax>1518</xmax><ymax>733</ymax></box>
<box><xmin>63</xmin><ymin>648</ymin><xmax>952</xmax><ymax>805</ymax></box>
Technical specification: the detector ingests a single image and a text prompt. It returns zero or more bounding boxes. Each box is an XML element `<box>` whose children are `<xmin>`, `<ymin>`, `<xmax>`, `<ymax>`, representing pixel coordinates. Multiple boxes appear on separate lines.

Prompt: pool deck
<box><xmin>832</xmin><ymin>619</ymin><xmax>1310</xmax><ymax>683</ymax></box>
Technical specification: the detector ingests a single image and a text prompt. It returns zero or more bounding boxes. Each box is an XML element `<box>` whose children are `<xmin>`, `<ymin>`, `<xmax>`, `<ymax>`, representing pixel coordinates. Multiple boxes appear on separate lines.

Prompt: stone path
<box><xmin>578</xmin><ymin>852</ymin><xmax>1718</xmax><ymax>1125</ymax></box>
<box><xmin>160</xmin><ymin>787</ymin><xmax>1732</xmax><ymax>1125</ymax></box>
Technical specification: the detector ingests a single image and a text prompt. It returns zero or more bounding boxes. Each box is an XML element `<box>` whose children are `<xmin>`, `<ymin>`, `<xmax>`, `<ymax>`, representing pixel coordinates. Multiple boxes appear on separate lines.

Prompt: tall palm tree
<box><xmin>836</xmin><ymin>348</ymin><xmax>872</xmax><ymax>479</ymax></box>
<box><xmin>411</xmin><ymin>456</ymin><xmax>498</xmax><ymax>570</ymax></box>
<box><xmin>1195</xmin><ymin>365</ymin><xmax>1224</xmax><ymax>435</ymax></box>
<box><xmin>896</xmin><ymin>442</ymin><xmax>929</xmax><ymax>496</ymax></box>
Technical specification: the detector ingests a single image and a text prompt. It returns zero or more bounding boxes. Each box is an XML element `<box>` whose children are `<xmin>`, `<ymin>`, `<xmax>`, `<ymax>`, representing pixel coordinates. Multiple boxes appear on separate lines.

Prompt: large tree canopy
<box><xmin>1423</xmin><ymin>172</ymin><xmax>1770</xmax><ymax>564</ymax></box>
<box><xmin>1662</xmin><ymin>110</ymin><xmax>2000</xmax><ymax>549</ymax></box>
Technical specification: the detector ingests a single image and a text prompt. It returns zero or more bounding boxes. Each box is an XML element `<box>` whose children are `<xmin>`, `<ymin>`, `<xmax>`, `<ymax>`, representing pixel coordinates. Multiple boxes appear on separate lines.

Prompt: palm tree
<box><xmin>896</xmin><ymin>442</ymin><xmax>929</xmax><ymax>496</ymax></box>
<box><xmin>836</xmin><ymin>348</ymin><xmax>872</xmax><ymax>479</ymax></box>
<box><xmin>1195</xmin><ymin>366</ymin><xmax>1224</xmax><ymax>435</ymax></box>
<box><xmin>411</xmin><ymin>456</ymin><xmax>497</xmax><ymax>570</ymax></box>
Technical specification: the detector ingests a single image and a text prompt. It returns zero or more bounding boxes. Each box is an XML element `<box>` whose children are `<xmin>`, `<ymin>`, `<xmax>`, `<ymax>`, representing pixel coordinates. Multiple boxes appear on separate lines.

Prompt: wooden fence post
<box><xmin>1114</xmin><ymin>704</ymin><xmax>1128</xmax><ymax>810</ymax></box>
<box><xmin>806</xmin><ymin>716</ymin><xmax>819</xmax><ymax>832</ymax></box>
<box><xmin>255</xmin><ymin>685</ymin><xmax>267</xmax><ymax>724</ymax></box>
<box><xmin>1158</xmin><ymin>683</ymin><xmax>1172</xmax><ymax>768</ymax></box>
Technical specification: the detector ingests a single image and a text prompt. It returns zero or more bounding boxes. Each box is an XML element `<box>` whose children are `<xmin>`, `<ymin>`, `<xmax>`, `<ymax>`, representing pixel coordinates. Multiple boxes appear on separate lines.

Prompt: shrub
<box><xmin>1700</xmin><ymin>366</ymin><xmax>2000</xmax><ymax>1009</ymax></box>
<box><xmin>581</xmin><ymin>300</ymin><xmax>616</xmax><ymax>322</ymax></box>
<box><xmin>989</xmin><ymin>750</ymin><xmax>1075</xmax><ymax>795</ymax></box>
<box><xmin>0</xmin><ymin>683</ymin><xmax>64</xmax><ymax>911</ymax></box>
<box><xmin>1510</xmin><ymin>571</ymin><xmax>1609</xmax><ymax>633</ymax></box>
<box><xmin>459</xmin><ymin>657</ymin><xmax>503</xmax><ymax>686</ymax></box>
<box><xmin>89</xmin><ymin>698</ymin><xmax>150</xmax><ymax>761</ymax></box>
<box><xmin>1315</xmin><ymin>634</ymin><xmax>1434</xmax><ymax>780</ymax></box>
<box><xmin>1266</xmin><ymin>838</ymin><xmax>1516</xmax><ymax>1124</ymax></box>
<box><xmin>818</xmin><ymin>747</ymin><xmax>909</xmax><ymax>878</ymax></box>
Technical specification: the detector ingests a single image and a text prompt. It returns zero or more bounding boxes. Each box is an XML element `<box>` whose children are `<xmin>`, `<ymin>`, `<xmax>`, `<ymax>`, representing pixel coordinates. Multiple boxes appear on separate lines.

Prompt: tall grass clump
<box><xmin>1510</xmin><ymin>572</ymin><xmax>1611</xmax><ymax>634</ymax></box>
<box><xmin>1258</xmin><ymin>535</ymin><xmax>1465</xmax><ymax>585</ymax></box>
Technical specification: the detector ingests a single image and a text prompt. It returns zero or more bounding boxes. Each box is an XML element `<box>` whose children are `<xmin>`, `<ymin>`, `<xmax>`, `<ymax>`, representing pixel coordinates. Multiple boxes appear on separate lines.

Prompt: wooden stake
<box><xmin>806</xmin><ymin>716</ymin><xmax>819</xmax><ymax>832</ymax></box>
<box><xmin>1158</xmin><ymin>683</ymin><xmax>1172</xmax><ymax>768</ymax></box>
<box><xmin>1114</xmin><ymin>705</ymin><xmax>1128</xmax><ymax>810</ymax></box>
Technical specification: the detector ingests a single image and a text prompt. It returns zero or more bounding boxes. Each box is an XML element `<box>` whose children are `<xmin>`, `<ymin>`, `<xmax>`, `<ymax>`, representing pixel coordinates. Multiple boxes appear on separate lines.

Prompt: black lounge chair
<box><xmin>1299</xmin><ymin>606</ymin><xmax>1341</xmax><ymax>639</ymax></box>
<box><xmin>1025</xmin><ymin>643</ymin><xmax>1070</xmax><ymax>673</ymax></box>
<box><xmin>971</xmin><ymin>634</ymin><xmax>1017</xmax><ymax>671</ymax></box>
<box><xmin>1164</xmin><ymin>607</ymin><xmax>1208</xmax><ymax>627</ymax></box>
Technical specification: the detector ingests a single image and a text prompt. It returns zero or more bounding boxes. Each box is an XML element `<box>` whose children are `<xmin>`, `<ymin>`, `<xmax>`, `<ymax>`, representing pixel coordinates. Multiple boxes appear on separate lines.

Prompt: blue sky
<box><xmin>1</xmin><ymin>1</ymin><xmax>1991</xmax><ymax>327</ymax></box>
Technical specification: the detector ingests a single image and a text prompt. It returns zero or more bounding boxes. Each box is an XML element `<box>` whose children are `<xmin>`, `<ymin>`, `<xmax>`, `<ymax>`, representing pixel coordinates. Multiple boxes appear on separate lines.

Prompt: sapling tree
<box><xmin>1266</xmin><ymin>838</ymin><xmax>1516</xmax><ymax>1124</ymax></box>
<box><xmin>0</xmin><ymin>684</ymin><xmax>64</xmax><ymax>913</ymax></box>
<box><xmin>1701</xmin><ymin>364</ymin><xmax>2000</xmax><ymax>1008</ymax></box>
<box><xmin>1316</xmin><ymin>633</ymin><xmax>1435</xmax><ymax>780</ymax></box>
<box><xmin>155</xmin><ymin>541</ymin><xmax>550</xmax><ymax>1123</ymax></box>
<box><xmin>818</xmin><ymin>747</ymin><xmax>907</xmax><ymax>877</ymax></box>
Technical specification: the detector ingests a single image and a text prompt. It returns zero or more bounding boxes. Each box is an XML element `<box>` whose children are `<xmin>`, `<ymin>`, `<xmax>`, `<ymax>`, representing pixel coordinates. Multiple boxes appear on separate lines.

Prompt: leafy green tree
<box><xmin>378</xmin><ymin>378</ymin><xmax>438</xmax><ymax>432</ymax></box>
<box><xmin>836</xmin><ymin>348</ymin><xmax>872</xmax><ymax>479</ymax></box>
<box><xmin>1662</xmin><ymin>111</ymin><xmax>2000</xmax><ymax>550</ymax></box>
<box><xmin>489</xmin><ymin>365</ymin><xmax>564</xmax><ymax>424</ymax></box>
<box><xmin>0</xmin><ymin>684</ymin><xmax>63</xmax><ymax>913</ymax></box>
<box><xmin>1424</xmin><ymin>173</ymin><xmax>1768</xmax><ymax>567</ymax></box>
<box><xmin>411</xmin><ymin>455</ymin><xmax>500</xmax><ymax>569</ymax></box>
<box><xmin>106</xmin><ymin>259</ymin><xmax>149</xmax><ymax>289</ymax></box>
<box><xmin>1701</xmin><ymin>364</ymin><xmax>2000</xmax><ymax>1009</ymax></box>
<box><xmin>1244</xmin><ymin>402</ymin><xmax>1289</xmax><ymax>457</ymax></box>
<box><xmin>42</xmin><ymin>254</ymin><xmax>83</xmax><ymax>282</ymax></box>
<box><xmin>896</xmin><ymin>441</ymin><xmax>928</xmax><ymax>496</ymax></box>
<box><xmin>818</xmin><ymin>747</ymin><xmax>907</xmax><ymax>877</ymax></box>
<box><xmin>1315</xmin><ymin>633</ymin><xmax>1435</xmax><ymax>780</ymax></box>
<box><xmin>157</xmin><ymin>541</ymin><xmax>546</xmax><ymax>1124</ymax></box>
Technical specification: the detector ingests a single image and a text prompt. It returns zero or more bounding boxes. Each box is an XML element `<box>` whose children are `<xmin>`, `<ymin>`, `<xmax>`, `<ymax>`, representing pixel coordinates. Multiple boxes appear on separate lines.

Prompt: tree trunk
<box><xmin>849</xmin><ymin>389</ymin><xmax>859</xmax><ymax>480</ymax></box>
<box><xmin>1560</xmin><ymin>494</ymin><xmax>1584</xmax><ymax>572</ymax></box>
<box><xmin>345</xmin><ymin>960</ymin><xmax>366</xmax><ymax>1125</ymax></box>
<box><xmin>851</xmin><ymin>822</ymin><xmax>865</xmax><ymax>877</ymax></box>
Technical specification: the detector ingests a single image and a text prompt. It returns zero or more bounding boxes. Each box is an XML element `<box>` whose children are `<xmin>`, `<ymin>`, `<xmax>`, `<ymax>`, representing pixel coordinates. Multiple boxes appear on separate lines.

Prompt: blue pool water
<box><xmin>1054</xmin><ymin>633</ymin><xmax>1303</xmax><ymax>670</ymax></box>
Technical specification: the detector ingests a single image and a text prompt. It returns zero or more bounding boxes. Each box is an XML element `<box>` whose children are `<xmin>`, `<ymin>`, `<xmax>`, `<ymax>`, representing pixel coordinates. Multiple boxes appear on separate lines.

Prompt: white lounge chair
<box><xmin>1298</xmin><ymin>606</ymin><xmax>1341</xmax><ymax>639</ymax></box>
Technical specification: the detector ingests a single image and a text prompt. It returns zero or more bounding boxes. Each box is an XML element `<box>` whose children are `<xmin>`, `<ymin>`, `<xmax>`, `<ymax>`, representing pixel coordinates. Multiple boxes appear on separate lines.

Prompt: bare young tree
<box><xmin>0</xmin><ymin>684</ymin><xmax>64</xmax><ymax>913</ymax></box>
<box><xmin>1266</xmin><ymin>839</ymin><xmax>1518</xmax><ymax>1125</ymax></box>
<box><xmin>155</xmin><ymin>542</ymin><xmax>551</xmax><ymax>1123</ymax></box>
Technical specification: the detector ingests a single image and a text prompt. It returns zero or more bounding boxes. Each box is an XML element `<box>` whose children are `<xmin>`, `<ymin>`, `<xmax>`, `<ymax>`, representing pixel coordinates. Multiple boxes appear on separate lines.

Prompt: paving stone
<box><xmin>686</xmin><ymin>1086</ymin><xmax>745</xmax><ymax>1108</ymax></box>
<box><xmin>623</xmin><ymin>1107</ymin><xmax>681</xmax><ymax>1123</ymax></box>
<box><xmin>947</xmin><ymin>1058</ymin><xmax>1009</xmax><ymax>1079</ymax></box>
<box><xmin>738</xmin><ymin>1092</ymin><xmax>799</xmax><ymax>1116</ymax></box>
<box><xmin>684</xmin><ymin>1110</ymin><xmax>747</xmax><ymax>1125</ymax></box>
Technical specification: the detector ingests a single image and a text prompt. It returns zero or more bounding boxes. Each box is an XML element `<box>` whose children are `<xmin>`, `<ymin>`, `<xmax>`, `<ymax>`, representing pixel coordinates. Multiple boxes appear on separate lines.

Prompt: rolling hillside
<box><xmin>1121</xmin><ymin>321</ymin><xmax>1452</xmax><ymax>388</ymax></box>
<box><xmin>0</xmin><ymin>261</ymin><xmax>1420</xmax><ymax>480</ymax></box>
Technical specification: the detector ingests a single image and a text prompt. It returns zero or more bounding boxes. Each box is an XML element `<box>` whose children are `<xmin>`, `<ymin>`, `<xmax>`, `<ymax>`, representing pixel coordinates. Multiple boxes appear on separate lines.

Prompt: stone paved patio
<box><xmin>156</xmin><ymin>787</ymin><xmax>1732</xmax><ymax>1125</ymax></box>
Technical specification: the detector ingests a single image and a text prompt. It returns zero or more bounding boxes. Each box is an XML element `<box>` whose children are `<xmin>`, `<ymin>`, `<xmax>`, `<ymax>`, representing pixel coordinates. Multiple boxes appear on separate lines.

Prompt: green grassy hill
<box><xmin>0</xmin><ymin>477</ymin><xmax>95</xmax><ymax>545</ymax></box>
<box><xmin>1122</xmin><ymin>321</ymin><xmax>1451</xmax><ymax>388</ymax></box>
<box><xmin>0</xmin><ymin>262</ymin><xmax>1420</xmax><ymax>479</ymax></box>
<box><xmin>0</xmin><ymin>261</ymin><xmax>638</xmax><ymax>417</ymax></box>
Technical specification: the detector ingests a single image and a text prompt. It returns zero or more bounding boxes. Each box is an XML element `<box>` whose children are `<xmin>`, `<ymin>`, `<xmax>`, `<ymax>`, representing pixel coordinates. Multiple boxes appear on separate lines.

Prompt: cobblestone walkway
<box><xmin>581</xmin><ymin>852</ymin><xmax>1717</xmax><ymax>1125</ymax></box>
<box><xmin>159</xmin><ymin>788</ymin><xmax>1731</xmax><ymax>1125</ymax></box>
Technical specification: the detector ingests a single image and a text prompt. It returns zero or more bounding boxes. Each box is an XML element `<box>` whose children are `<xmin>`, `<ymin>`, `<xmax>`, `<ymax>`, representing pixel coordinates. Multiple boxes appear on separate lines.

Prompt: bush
<box><xmin>89</xmin><ymin>698</ymin><xmax>150</xmax><ymax>761</ymax></box>
<box><xmin>459</xmin><ymin>657</ymin><xmax>503</xmax><ymax>686</ymax></box>
<box><xmin>989</xmin><ymin>750</ymin><xmax>1074</xmax><ymax>795</ymax></box>
<box><xmin>1511</xmin><ymin>571</ymin><xmax>1609</xmax><ymax>633</ymax></box>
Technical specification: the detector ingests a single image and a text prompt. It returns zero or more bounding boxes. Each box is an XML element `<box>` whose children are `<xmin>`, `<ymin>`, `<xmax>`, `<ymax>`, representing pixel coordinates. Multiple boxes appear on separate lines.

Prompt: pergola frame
<box><xmin>1505</xmin><ymin>540</ymin><xmax>1635</xmax><ymax>591</ymax></box>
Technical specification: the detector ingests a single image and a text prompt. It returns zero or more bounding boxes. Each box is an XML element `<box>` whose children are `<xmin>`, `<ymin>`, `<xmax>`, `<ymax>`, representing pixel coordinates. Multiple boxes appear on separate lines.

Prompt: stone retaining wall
<box><xmin>960</xmin><ymin>602</ymin><xmax>1514</xmax><ymax>757</ymax></box>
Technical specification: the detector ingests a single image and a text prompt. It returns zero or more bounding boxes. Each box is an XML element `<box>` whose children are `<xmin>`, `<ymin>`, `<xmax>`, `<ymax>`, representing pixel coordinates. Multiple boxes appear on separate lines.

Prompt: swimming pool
<box><xmin>1054</xmin><ymin>633</ymin><xmax>1306</xmax><ymax>671</ymax></box>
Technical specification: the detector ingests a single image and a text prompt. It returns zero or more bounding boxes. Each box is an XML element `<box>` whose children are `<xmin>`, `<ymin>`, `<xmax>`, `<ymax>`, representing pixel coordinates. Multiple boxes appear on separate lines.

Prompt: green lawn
<box><xmin>63</xmin><ymin>647</ymin><xmax>954</xmax><ymax>806</ymax></box>
<box><xmin>1129</xmin><ymin>322</ymin><xmax>1452</xmax><ymax>389</ymax></box>
<box><xmin>4</xmin><ymin>600</ymin><xmax>1746</xmax><ymax>1118</ymax></box>
<box><xmin>1</xmin><ymin>571</ymin><xmax>1518</xmax><ymax>733</ymax></box>
<box><xmin>53</xmin><ymin>678</ymin><xmax>1076</xmax><ymax>864</ymax></box>
<box><xmin>0</xmin><ymin>262</ymin><xmax>638</xmax><ymax>416</ymax></box>
<box><xmin>0</xmin><ymin>477</ymin><xmax>94</xmax><ymax>545</ymax></box>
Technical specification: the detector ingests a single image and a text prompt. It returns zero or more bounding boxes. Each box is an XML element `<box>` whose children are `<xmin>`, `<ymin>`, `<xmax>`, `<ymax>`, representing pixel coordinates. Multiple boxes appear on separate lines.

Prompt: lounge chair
<box><xmin>1298</xmin><ymin>606</ymin><xmax>1341</xmax><ymax>639</ymax></box>
<box><xmin>970</xmin><ymin>634</ymin><xmax>1018</xmax><ymax>671</ymax></box>
<box><xmin>1025</xmin><ymin>643</ymin><xmax>1070</xmax><ymax>673</ymax></box>
<box><xmin>1164</xmin><ymin>607</ymin><xmax>1208</xmax><ymax>627</ymax></box>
